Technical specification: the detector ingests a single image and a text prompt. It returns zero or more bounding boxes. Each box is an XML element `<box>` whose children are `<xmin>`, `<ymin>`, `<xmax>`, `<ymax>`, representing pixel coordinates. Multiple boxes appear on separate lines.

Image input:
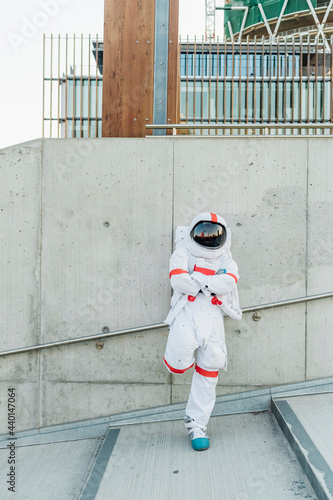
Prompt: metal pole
<box><xmin>65</xmin><ymin>34</ymin><xmax>68</xmax><ymax>138</ymax></box>
<box><xmin>258</xmin><ymin>3</ymin><xmax>272</xmax><ymax>36</ymax></box>
<box><xmin>50</xmin><ymin>33</ymin><xmax>53</xmax><ymax>138</ymax></box>
<box><xmin>95</xmin><ymin>34</ymin><xmax>98</xmax><ymax>138</ymax></box>
<box><xmin>146</xmin><ymin>122</ymin><xmax>333</xmax><ymax>130</ymax></box>
<box><xmin>42</xmin><ymin>34</ymin><xmax>45</xmax><ymax>138</ymax></box>
<box><xmin>238</xmin><ymin>7</ymin><xmax>249</xmax><ymax>43</ymax></box>
<box><xmin>1</xmin><ymin>292</ymin><xmax>332</xmax><ymax>358</ymax></box>
<box><xmin>273</xmin><ymin>0</ymin><xmax>289</xmax><ymax>38</ymax></box>
<box><xmin>57</xmin><ymin>34</ymin><xmax>61</xmax><ymax>138</ymax></box>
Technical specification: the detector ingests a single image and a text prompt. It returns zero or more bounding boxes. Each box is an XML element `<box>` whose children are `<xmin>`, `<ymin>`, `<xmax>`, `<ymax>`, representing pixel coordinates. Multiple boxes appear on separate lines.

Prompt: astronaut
<box><xmin>163</xmin><ymin>212</ymin><xmax>241</xmax><ymax>451</ymax></box>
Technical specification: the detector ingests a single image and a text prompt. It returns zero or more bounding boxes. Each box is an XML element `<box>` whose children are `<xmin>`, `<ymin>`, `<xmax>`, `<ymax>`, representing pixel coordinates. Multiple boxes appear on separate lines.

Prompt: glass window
<box><xmin>181</xmin><ymin>53</ymin><xmax>187</xmax><ymax>76</ymax></box>
<box><xmin>217</xmin><ymin>82</ymin><xmax>224</xmax><ymax>119</ymax></box>
<box><xmin>308</xmin><ymin>81</ymin><xmax>315</xmax><ymax>121</ymax></box>
<box><xmin>225</xmin><ymin>81</ymin><xmax>232</xmax><ymax>121</ymax></box>
<box><xmin>262</xmin><ymin>82</ymin><xmax>269</xmax><ymax>121</ymax></box>
<box><xmin>316</xmin><ymin>81</ymin><xmax>323</xmax><ymax>121</ymax></box>
<box><xmin>285</xmin><ymin>81</ymin><xmax>293</xmax><ymax>121</ymax></box>
<box><xmin>271</xmin><ymin>81</ymin><xmax>277</xmax><ymax>121</ymax></box>
<box><xmin>195</xmin><ymin>82</ymin><xmax>202</xmax><ymax>120</ymax></box>
<box><xmin>301</xmin><ymin>81</ymin><xmax>308</xmax><ymax>122</ymax></box>
<box><xmin>188</xmin><ymin>53</ymin><xmax>194</xmax><ymax>77</ymax></box>
<box><xmin>240</xmin><ymin>82</ymin><xmax>247</xmax><ymax>121</ymax></box>
<box><xmin>255</xmin><ymin>82</ymin><xmax>262</xmax><ymax>121</ymax></box>
<box><xmin>180</xmin><ymin>81</ymin><xmax>187</xmax><ymax>120</ymax></box>
<box><xmin>325</xmin><ymin>81</ymin><xmax>331</xmax><ymax>120</ymax></box>
<box><xmin>202</xmin><ymin>82</ymin><xmax>209</xmax><ymax>118</ymax></box>
<box><xmin>247</xmin><ymin>82</ymin><xmax>254</xmax><ymax>121</ymax></box>
<box><xmin>293</xmin><ymin>82</ymin><xmax>300</xmax><ymax>121</ymax></box>
<box><xmin>210</xmin><ymin>81</ymin><xmax>217</xmax><ymax>120</ymax></box>
<box><xmin>187</xmin><ymin>81</ymin><xmax>194</xmax><ymax>119</ymax></box>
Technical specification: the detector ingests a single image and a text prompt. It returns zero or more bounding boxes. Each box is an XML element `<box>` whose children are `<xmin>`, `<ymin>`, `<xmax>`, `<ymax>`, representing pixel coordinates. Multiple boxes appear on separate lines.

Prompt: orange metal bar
<box><xmin>88</xmin><ymin>34</ymin><xmax>91</xmax><ymax>137</ymax></box>
<box><xmin>50</xmin><ymin>33</ymin><xmax>53</xmax><ymax>138</ymax></box>
<box><xmin>72</xmin><ymin>33</ymin><xmax>76</xmax><ymax>138</ymax></box>
<box><xmin>80</xmin><ymin>33</ymin><xmax>83</xmax><ymax>138</ymax></box>
<box><xmin>57</xmin><ymin>34</ymin><xmax>61</xmax><ymax>138</ymax></box>
<box><xmin>95</xmin><ymin>34</ymin><xmax>99</xmax><ymax>138</ymax></box>
<box><xmin>65</xmin><ymin>34</ymin><xmax>68</xmax><ymax>138</ymax></box>
<box><xmin>42</xmin><ymin>34</ymin><xmax>45</xmax><ymax>138</ymax></box>
<box><xmin>193</xmin><ymin>36</ymin><xmax>197</xmax><ymax>125</ymax></box>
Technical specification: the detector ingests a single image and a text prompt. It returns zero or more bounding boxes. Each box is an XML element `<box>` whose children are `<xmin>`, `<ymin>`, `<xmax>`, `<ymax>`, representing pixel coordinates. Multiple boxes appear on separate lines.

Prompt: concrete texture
<box><xmin>282</xmin><ymin>393</ymin><xmax>333</xmax><ymax>472</ymax></box>
<box><xmin>0</xmin><ymin>137</ymin><xmax>332</xmax><ymax>432</ymax></box>
<box><xmin>0</xmin><ymin>140</ymin><xmax>42</xmax><ymax>352</ymax></box>
<box><xmin>0</xmin><ymin>438</ymin><xmax>100</xmax><ymax>500</ymax></box>
<box><xmin>96</xmin><ymin>413</ymin><xmax>316</xmax><ymax>500</ymax></box>
<box><xmin>273</xmin><ymin>394</ymin><xmax>333</xmax><ymax>500</ymax></box>
<box><xmin>41</xmin><ymin>329</ymin><xmax>170</xmax><ymax>384</ymax></box>
<box><xmin>307</xmin><ymin>139</ymin><xmax>333</xmax><ymax>379</ymax></box>
<box><xmin>40</xmin><ymin>139</ymin><xmax>173</xmax><ymax>339</ymax></box>
<box><xmin>41</xmin><ymin>381</ymin><xmax>171</xmax><ymax>427</ymax></box>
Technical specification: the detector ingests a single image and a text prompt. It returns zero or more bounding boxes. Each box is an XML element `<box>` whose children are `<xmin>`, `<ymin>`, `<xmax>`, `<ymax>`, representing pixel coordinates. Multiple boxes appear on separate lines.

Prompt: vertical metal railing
<box><xmin>43</xmin><ymin>34</ymin><xmax>333</xmax><ymax>138</ymax></box>
<box><xmin>179</xmin><ymin>35</ymin><xmax>333</xmax><ymax>136</ymax></box>
<box><xmin>42</xmin><ymin>34</ymin><xmax>103</xmax><ymax>138</ymax></box>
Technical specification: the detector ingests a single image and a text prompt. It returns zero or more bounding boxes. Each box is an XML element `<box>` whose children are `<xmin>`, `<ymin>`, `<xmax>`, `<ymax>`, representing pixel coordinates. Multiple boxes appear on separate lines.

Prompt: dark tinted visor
<box><xmin>190</xmin><ymin>221</ymin><xmax>226</xmax><ymax>248</ymax></box>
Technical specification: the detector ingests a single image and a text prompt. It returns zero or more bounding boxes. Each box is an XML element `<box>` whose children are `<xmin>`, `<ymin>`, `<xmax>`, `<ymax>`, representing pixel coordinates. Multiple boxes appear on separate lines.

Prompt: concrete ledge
<box><xmin>272</xmin><ymin>399</ymin><xmax>333</xmax><ymax>500</ymax></box>
<box><xmin>2</xmin><ymin>377</ymin><xmax>332</xmax><ymax>449</ymax></box>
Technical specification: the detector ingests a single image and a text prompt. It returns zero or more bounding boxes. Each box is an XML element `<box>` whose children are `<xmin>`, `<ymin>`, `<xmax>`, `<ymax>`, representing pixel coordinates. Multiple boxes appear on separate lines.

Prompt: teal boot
<box><xmin>189</xmin><ymin>427</ymin><xmax>210</xmax><ymax>451</ymax></box>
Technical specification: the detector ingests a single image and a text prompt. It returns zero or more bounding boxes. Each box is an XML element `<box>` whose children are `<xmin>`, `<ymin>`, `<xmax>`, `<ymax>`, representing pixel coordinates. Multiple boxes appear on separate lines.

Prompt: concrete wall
<box><xmin>0</xmin><ymin>137</ymin><xmax>332</xmax><ymax>433</ymax></box>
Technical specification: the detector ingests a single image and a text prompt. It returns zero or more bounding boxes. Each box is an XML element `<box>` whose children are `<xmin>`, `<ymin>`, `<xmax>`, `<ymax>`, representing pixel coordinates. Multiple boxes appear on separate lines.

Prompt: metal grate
<box><xmin>42</xmin><ymin>34</ymin><xmax>333</xmax><ymax>138</ymax></box>
<box><xmin>42</xmin><ymin>34</ymin><xmax>103</xmax><ymax>139</ymax></box>
<box><xmin>179</xmin><ymin>35</ymin><xmax>333</xmax><ymax>135</ymax></box>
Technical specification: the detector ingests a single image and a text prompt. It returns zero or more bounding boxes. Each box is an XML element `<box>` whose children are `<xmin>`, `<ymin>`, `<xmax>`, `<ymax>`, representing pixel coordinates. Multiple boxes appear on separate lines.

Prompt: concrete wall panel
<box><xmin>172</xmin><ymin>138</ymin><xmax>308</xmax><ymax>392</ymax></box>
<box><xmin>0</xmin><ymin>140</ymin><xmax>42</xmax><ymax>350</ymax></box>
<box><xmin>41</xmin><ymin>329</ymin><xmax>169</xmax><ymax>384</ymax></box>
<box><xmin>0</xmin><ymin>141</ymin><xmax>42</xmax><ymax>433</ymax></box>
<box><xmin>173</xmin><ymin>138</ymin><xmax>307</xmax><ymax>307</ymax></box>
<box><xmin>41</xmin><ymin>381</ymin><xmax>171</xmax><ymax>427</ymax></box>
<box><xmin>307</xmin><ymin>138</ymin><xmax>333</xmax><ymax>379</ymax></box>
<box><xmin>41</xmin><ymin>139</ymin><xmax>173</xmax><ymax>342</ymax></box>
<box><xmin>0</xmin><ymin>137</ymin><xmax>332</xmax><ymax>433</ymax></box>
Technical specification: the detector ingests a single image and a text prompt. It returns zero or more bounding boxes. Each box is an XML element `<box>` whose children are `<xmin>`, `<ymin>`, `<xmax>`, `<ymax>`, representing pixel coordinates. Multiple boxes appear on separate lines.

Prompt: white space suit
<box><xmin>163</xmin><ymin>212</ymin><xmax>241</xmax><ymax>436</ymax></box>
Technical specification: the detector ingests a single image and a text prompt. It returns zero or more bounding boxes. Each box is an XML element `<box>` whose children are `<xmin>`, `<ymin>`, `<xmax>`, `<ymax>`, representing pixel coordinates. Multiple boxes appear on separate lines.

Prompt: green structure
<box><xmin>223</xmin><ymin>0</ymin><xmax>333</xmax><ymax>40</ymax></box>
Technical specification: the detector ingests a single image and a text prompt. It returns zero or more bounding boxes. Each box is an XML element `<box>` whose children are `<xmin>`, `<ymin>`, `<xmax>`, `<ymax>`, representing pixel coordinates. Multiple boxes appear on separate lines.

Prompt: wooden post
<box><xmin>167</xmin><ymin>0</ymin><xmax>180</xmax><ymax>131</ymax></box>
<box><xmin>102</xmin><ymin>0</ymin><xmax>179</xmax><ymax>137</ymax></box>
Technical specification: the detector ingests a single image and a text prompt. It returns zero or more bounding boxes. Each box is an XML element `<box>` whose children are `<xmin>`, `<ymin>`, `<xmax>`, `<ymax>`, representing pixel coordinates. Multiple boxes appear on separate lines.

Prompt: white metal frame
<box><xmin>216</xmin><ymin>5</ymin><xmax>249</xmax><ymax>41</ymax></box>
<box><xmin>205</xmin><ymin>0</ymin><xmax>217</xmax><ymax>40</ymax></box>
<box><xmin>258</xmin><ymin>3</ymin><xmax>273</xmax><ymax>36</ymax></box>
<box><xmin>217</xmin><ymin>0</ymin><xmax>333</xmax><ymax>43</ymax></box>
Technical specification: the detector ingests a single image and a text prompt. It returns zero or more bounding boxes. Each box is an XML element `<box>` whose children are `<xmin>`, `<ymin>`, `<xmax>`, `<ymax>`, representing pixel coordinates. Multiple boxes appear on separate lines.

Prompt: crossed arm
<box><xmin>169</xmin><ymin>249</ymin><xmax>239</xmax><ymax>297</ymax></box>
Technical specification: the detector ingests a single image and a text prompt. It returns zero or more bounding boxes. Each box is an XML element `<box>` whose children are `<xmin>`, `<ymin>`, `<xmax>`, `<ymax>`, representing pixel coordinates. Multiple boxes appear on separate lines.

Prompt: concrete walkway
<box><xmin>2</xmin><ymin>381</ymin><xmax>333</xmax><ymax>500</ymax></box>
<box><xmin>85</xmin><ymin>412</ymin><xmax>316</xmax><ymax>500</ymax></box>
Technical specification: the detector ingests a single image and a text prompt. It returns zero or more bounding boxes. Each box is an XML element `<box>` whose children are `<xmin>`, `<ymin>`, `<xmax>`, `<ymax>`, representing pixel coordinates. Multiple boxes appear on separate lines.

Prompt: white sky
<box><xmin>0</xmin><ymin>0</ymin><xmax>224</xmax><ymax>150</ymax></box>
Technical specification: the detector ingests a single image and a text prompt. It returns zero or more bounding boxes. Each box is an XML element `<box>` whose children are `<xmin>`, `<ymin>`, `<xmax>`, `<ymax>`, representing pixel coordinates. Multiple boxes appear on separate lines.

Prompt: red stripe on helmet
<box><xmin>210</xmin><ymin>213</ymin><xmax>218</xmax><ymax>222</ymax></box>
<box><xmin>195</xmin><ymin>365</ymin><xmax>219</xmax><ymax>378</ymax></box>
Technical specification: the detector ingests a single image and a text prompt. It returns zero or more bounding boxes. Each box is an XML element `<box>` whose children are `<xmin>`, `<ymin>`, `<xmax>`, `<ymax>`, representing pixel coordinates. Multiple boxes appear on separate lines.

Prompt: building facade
<box><xmin>43</xmin><ymin>35</ymin><xmax>333</xmax><ymax>137</ymax></box>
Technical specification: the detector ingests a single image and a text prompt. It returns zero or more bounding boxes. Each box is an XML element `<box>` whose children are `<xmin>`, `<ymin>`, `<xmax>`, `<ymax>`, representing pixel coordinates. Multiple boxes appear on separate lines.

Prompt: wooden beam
<box><xmin>102</xmin><ymin>0</ymin><xmax>155</xmax><ymax>137</ymax></box>
<box><xmin>167</xmin><ymin>0</ymin><xmax>180</xmax><ymax>132</ymax></box>
<box><xmin>102</xmin><ymin>0</ymin><xmax>179</xmax><ymax>137</ymax></box>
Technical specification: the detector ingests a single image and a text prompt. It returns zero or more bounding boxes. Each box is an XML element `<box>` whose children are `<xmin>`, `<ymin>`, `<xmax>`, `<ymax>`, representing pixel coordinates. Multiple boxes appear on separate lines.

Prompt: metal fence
<box><xmin>42</xmin><ymin>34</ymin><xmax>103</xmax><ymax>138</ymax></box>
<box><xmin>42</xmin><ymin>34</ymin><xmax>333</xmax><ymax>137</ymax></box>
<box><xmin>179</xmin><ymin>35</ymin><xmax>333</xmax><ymax>135</ymax></box>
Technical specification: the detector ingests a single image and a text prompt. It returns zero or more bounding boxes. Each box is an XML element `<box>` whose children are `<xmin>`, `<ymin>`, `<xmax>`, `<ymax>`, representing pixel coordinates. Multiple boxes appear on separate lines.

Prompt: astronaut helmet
<box><xmin>190</xmin><ymin>218</ymin><xmax>226</xmax><ymax>249</ymax></box>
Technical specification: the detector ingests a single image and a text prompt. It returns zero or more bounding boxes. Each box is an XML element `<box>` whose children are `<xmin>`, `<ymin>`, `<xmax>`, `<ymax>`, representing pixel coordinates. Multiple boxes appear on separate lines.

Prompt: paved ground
<box><xmin>95</xmin><ymin>412</ymin><xmax>316</xmax><ymax>500</ymax></box>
